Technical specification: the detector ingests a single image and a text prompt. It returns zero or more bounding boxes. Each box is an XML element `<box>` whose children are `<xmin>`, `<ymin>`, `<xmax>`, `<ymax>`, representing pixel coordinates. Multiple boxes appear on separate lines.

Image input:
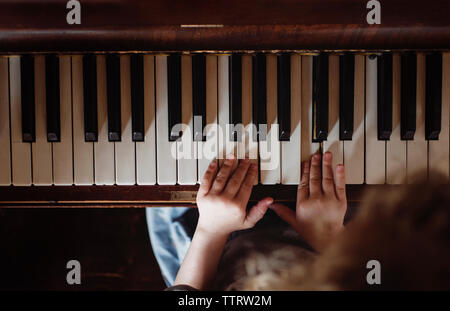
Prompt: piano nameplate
<box><xmin>170</xmin><ymin>191</ymin><xmax>197</xmax><ymax>202</ymax></box>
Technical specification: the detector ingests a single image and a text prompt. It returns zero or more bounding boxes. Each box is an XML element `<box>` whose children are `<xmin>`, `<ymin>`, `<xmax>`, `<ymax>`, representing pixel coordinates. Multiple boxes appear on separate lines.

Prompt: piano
<box><xmin>0</xmin><ymin>0</ymin><xmax>449</xmax><ymax>207</ymax></box>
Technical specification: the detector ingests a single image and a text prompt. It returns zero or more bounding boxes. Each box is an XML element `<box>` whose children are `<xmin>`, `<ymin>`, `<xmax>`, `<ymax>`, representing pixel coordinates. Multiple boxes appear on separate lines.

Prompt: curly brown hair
<box><xmin>245</xmin><ymin>175</ymin><xmax>450</xmax><ymax>290</ymax></box>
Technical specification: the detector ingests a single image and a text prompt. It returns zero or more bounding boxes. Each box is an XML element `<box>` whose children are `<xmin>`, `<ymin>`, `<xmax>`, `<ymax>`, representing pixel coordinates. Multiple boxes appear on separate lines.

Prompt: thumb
<box><xmin>243</xmin><ymin>197</ymin><xmax>273</xmax><ymax>229</ymax></box>
<box><xmin>270</xmin><ymin>203</ymin><xmax>298</xmax><ymax>228</ymax></box>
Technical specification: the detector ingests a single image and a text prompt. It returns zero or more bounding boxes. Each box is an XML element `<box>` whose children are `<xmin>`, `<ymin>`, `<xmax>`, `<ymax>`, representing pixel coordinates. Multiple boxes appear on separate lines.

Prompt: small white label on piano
<box><xmin>171</xmin><ymin>191</ymin><xmax>197</xmax><ymax>202</ymax></box>
<box><xmin>180</xmin><ymin>24</ymin><xmax>224</xmax><ymax>28</ymax></box>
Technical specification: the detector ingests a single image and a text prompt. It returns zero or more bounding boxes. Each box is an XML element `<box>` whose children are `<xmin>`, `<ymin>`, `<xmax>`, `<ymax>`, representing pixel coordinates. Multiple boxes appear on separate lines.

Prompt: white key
<box><xmin>0</xmin><ymin>58</ymin><xmax>11</xmax><ymax>185</ymax></box>
<box><xmin>428</xmin><ymin>53</ymin><xmax>450</xmax><ymax>182</ymax></box>
<box><xmin>136</xmin><ymin>55</ymin><xmax>157</xmax><ymax>185</ymax></box>
<box><xmin>281</xmin><ymin>54</ymin><xmax>301</xmax><ymax>184</ymax></box>
<box><xmin>156</xmin><ymin>55</ymin><xmax>177</xmax><ymax>185</ymax></box>
<box><xmin>260</xmin><ymin>54</ymin><xmax>280</xmax><ymax>184</ymax></box>
<box><xmin>301</xmin><ymin>56</ymin><xmax>320</xmax><ymax>162</ymax></box>
<box><xmin>94</xmin><ymin>55</ymin><xmax>115</xmax><ymax>185</ymax></box>
<box><xmin>198</xmin><ymin>55</ymin><xmax>218</xmax><ymax>182</ymax></box>
<box><xmin>9</xmin><ymin>56</ymin><xmax>32</xmax><ymax>186</ymax></box>
<box><xmin>323</xmin><ymin>55</ymin><xmax>343</xmax><ymax>172</ymax></box>
<box><xmin>218</xmin><ymin>55</ymin><xmax>237</xmax><ymax>166</ymax></box>
<box><xmin>32</xmin><ymin>56</ymin><xmax>53</xmax><ymax>185</ymax></box>
<box><xmin>241</xmin><ymin>55</ymin><xmax>259</xmax><ymax>184</ymax></box>
<box><xmin>344</xmin><ymin>55</ymin><xmax>365</xmax><ymax>184</ymax></box>
<box><xmin>386</xmin><ymin>53</ymin><xmax>407</xmax><ymax>184</ymax></box>
<box><xmin>177</xmin><ymin>55</ymin><xmax>197</xmax><ymax>185</ymax></box>
<box><xmin>114</xmin><ymin>55</ymin><xmax>136</xmax><ymax>185</ymax></box>
<box><xmin>72</xmin><ymin>55</ymin><xmax>94</xmax><ymax>185</ymax></box>
<box><xmin>53</xmin><ymin>55</ymin><xmax>73</xmax><ymax>185</ymax></box>
<box><xmin>407</xmin><ymin>53</ymin><xmax>428</xmax><ymax>183</ymax></box>
<box><xmin>236</xmin><ymin>55</ymin><xmax>247</xmax><ymax>161</ymax></box>
<box><xmin>365</xmin><ymin>55</ymin><xmax>386</xmax><ymax>184</ymax></box>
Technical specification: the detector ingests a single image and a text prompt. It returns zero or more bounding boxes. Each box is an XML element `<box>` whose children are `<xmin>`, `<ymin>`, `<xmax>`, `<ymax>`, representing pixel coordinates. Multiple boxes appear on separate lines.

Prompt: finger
<box><xmin>309</xmin><ymin>153</ymin><xmax>322</xmax><ymax>196</ymax></box>
<box><xmin>243</xmin><ymin>197</ymin><xmax>273</xmax><ymax>229</ymax></box>
<box><xmin>269</xmin><ymin>203</ymin><xmax>298</xmax><ymax>229</ymax></box>
<box><xmin>235</xmin><ymin>163</ymin><xmax>258</xmax><ymax>203</ymax></box>
<box><xmin>297</xmin><ymin>161</ymin><xmax>310</xmax><ymax>203</ymax></box>
<box><xmin>197</xmin><ymin>160</ymin><xmax>218</xmax><ymax>197</ymax></box>
<box><xmin>322</xmin><ymin>152</ymin><xmax>336</xmax><ymax>197</ymax></box>
<box><xmin>335</xmin><ymin>164</ymin><xmax>347</xmax><ymax>201</ymax></box>
<box><xmin>210</xmin><ymin>154</ymin><xmax>236</xmax><ymax>194</ymax></box>
<box><xmin>224</xmin><ymin>158</ymin><xmax>251</xmax><ymax>197</ymax></box>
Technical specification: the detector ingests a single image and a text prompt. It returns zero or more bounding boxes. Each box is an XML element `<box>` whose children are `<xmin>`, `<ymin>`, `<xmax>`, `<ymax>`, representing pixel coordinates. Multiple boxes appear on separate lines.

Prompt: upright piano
<box><xmin>0</xmin><ymin>0</ymin><xmax>449</xmax><ymax>207</ymax></box>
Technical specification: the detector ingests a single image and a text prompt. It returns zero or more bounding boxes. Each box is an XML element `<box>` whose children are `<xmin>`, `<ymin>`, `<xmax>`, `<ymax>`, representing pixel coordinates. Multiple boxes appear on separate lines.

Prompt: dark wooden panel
<box><xmin>0</xmin><ymin>208</ymin><xmax>166</xmax><ymax>290</ymax></box>
<box><xmin>0</xmin><ymin>185</ymin><xmax>395</xmax><ymax>208</ymax></box>
<box><xmin>0</xmin><ymin>0</ymin><xmax>450</xmax><ymax>52</ymax></box>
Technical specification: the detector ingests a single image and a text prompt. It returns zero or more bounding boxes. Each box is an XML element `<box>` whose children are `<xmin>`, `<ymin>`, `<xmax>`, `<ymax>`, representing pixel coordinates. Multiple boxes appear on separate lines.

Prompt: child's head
<box><xmin>245</xmin><ymin>174</ymin><xmax>450</xmax><ymax>290</ymax></box>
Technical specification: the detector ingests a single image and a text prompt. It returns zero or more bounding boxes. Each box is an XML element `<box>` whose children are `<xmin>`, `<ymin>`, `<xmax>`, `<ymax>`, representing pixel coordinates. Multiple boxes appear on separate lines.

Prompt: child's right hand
<box><xmin>196</xmin><ymin>155</ymin><xmax>273</xmax><ymax>237</ymax></box>
<box><xmin>270</xmin><ymin>152</ymin><xmax>347</xmax><ymax>252</ymax></box>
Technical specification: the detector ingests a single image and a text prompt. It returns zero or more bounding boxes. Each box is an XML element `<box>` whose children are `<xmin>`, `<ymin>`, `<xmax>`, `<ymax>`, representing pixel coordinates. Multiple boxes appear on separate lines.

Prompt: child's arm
<box><xmin>271</xmin><ymin>152</ymin><xmax>348</xmax><ymax>252</ymax></box>
<box><xmin>174</xmin><ymin>155</ymin><xmax>273</xmax><ymax>290</ymax></box>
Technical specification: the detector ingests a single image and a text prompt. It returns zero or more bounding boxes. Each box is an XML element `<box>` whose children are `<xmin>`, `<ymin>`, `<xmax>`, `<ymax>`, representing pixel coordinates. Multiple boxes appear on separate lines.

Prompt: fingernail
<box><xmin>313</xmin><ymin>153</ymin><xmax>321</xmax><ymax>161</ymax></box>
<box><xmin>324</xmin><ymin>152</ymin><xmax>332</xmax><ymax>161</ymax></box>
<box><xmin>226</xmin><ymin>153</ymin><xmax>235</xmax><ymax>160</ymax></box>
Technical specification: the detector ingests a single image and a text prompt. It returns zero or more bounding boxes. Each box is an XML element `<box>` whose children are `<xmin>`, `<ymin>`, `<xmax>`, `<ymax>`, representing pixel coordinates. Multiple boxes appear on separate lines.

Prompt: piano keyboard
<box><xmin>0</xmin><ymin>53</ymin><xmax>448</xmax><ymax>187</ymax></box>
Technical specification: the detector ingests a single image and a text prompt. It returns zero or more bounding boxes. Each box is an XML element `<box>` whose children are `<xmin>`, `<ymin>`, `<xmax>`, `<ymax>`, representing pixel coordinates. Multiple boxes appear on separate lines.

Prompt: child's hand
<box><xmin>270</xmin><ymin>152</ymin><xmax>347</xmax><ymax>252</ymax></box>
<box><xmin>196</xmin><ymin>155</ymin><xmax>273</xmax><ymax>237</ymax></box>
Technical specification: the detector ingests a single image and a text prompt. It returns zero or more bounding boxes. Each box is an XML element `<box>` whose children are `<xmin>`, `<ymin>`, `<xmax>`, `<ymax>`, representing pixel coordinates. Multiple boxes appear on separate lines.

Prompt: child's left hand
<box><xmin>196</xmin><ymin>155</ymin><xmax>273</xmax><ymax>237</ymax></box>
<box><xmin>270</xmin><ymin>152</ymin><xmax>347</xmax><ymax>252</ymax></box>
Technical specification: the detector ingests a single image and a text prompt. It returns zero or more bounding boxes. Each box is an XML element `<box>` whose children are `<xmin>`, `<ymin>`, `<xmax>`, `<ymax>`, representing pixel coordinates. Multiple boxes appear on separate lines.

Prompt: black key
<box><xmin>45</xmin><ymin>54</ymin><xmax>61</xmax><ymax>142</ymax></box>
<box><xmin>425</xmin><ymin>53</ymin><xmax>443</xmax><ymax>141</ymax></box>
<box><xmin>192</xmin><ymin>54</ymin><xmax>206</xmax><ymax>141</ymax></box>
<box><xmin>229</xmin><ymin>54</ymin><xmax>242</xmax><ymax>142</ymax></box>
<box><xmin>20</xmin><ymin>55</ymin><xmax>35</xmax><ymax>142</ymax></box>
<box><xmin>277</xmin><ymin>54</ymin><xmax>291</xmax><ymax>141</ymax></box>
<box><xmin>82</xmin><ymin>54</ymin><xmax>98</xmax><ymax>142</ymax></box>
<box><xmin>130</xmin><ymin>54</ymin><xmax>145</xmax><ymax>142</ymax></box>
<box><xmin>401</xmin><ymin>53</ymin><xmax>417</xmax><ymax>141</ymax></box>
<box><xmin>339</xmin><ymin>54</ymin><xmax>355</xmax><ymax>141</ymax></box>
<box><xmin>167</xmin><ymin>54</ymin><xmax>182</xmax><ymax>141</ymax></box>
<box><xmin>377</xmin><ymin>53</ymin><xmax>393</xmax><ymax>141</ymax></box>
<box><xmin>252</xmin><ymin>54</ymin><xmax>267</xmax><ymax>141</ymax></box>
<box><xmin>312</xmin><ymin>53</ymin><xmax>329</xmax><ymax>142</ymax></box>
<box><xmin>106</xmin><ymin>54</ymin><xmax>121</xmax><ymax>142</ymax></box>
